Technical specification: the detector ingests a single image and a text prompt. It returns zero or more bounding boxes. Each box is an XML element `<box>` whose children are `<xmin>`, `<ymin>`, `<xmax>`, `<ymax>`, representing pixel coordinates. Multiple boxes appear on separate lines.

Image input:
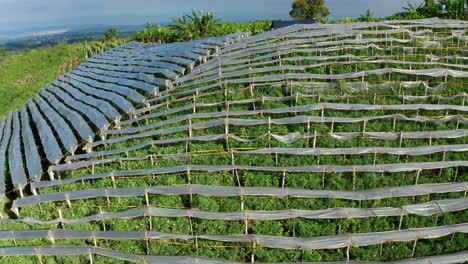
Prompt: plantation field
<box><xmin>0</xmin><ymin>18</ymin><xmax>466</xmax><ymax>263</ymax></box>
<box><xmin>0</xmin><ymin>40</ymin><xmax>126</xmax><ymax>117</ymax></box>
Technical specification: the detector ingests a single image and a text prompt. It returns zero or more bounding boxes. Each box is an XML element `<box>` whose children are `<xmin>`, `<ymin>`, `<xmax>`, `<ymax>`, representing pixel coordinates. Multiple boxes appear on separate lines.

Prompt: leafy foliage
<box><xmin>402</xmin><ymin>1</ymin><xmax>426</xmax><ymax>19</ymax></box>
<box><xmin>186</xmin><ymin>10</ymin><xmax>222</xmax><ymax>38</ymax></box>
<box><xmin>171</xmin><ymin>13</ymin><xmax>197</xmax><ymax>41</ymax></box>
<box><xmin>134</xmin><ymin>19</ymin><xmax>271</xmax><ymax>43</ymax></box>
<box><xmin>440</xmin><ymin>0</ymin><xmax>468</xmax><ymax>19</ymax></box>
<box><xmin>104</xmin><ymin>28</ymin><xmax>119</xmax><ymax>42</ymax></box>
<box><xmin>289</xmin><ymin>0</ymin><xmax>330</xmax><ymax>20</ymax></box>
<box><xmin>0</xmin><ymin>39</ymin><xmax>126</xmax><ymax>116</ymax></box>
<box><xmin>0</xmin><ymin>7</ymin><xmax>467</xmax><ymax>263</ymax></box>
<box><xmin>359</xmin><ymin>9</ymin><xmax>379</xmax><ymax>22</ymax></box>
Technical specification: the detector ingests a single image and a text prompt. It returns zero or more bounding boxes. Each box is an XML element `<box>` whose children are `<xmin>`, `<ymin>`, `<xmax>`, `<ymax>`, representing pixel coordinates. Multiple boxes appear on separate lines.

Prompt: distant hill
<box><xmin>0</xmin><ymin>24</ymin><xmax>145</xmax><ymax>50</ymax></box>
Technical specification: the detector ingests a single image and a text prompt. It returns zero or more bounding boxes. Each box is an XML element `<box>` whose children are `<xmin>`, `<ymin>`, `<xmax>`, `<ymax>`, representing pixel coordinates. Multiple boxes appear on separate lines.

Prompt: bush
<box><xmin>134</xmin><ymin>19</ymin><xmax>271</xmax><ymax>43</ymax></box>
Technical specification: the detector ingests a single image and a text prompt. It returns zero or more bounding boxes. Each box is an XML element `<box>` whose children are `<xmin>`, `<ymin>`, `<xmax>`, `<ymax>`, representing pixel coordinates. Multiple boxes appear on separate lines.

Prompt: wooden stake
<box><xmin>37</xmin><ymin>254</ymin><xmax>43</xmax><ymax>264</ymax></box>
<box><xmin>149</xmin><ymin>215</ymin><xmax>153</xmax><ymax>232</ymax></box>
<box><xmin>398</xmin><ymin>212</ymin><xmax>404</xmax><ymax>230</ymax></box>
<box><xmin>48</xmin><ymin>170</ymin><xmax>55</xmax><ymax>181</ymax></box>
<box><xmin>268</xmin><ymin>117</ymin><xmax>272</xmax><ymax>148</ymax></box>
<box><xmin>399</xmin><ymin>131</ymin><xmax>403</xmax><ymax>147</ymax></box>
<box><xmin>48</xmin><ymin>229</ymin><xmax>55</xmax><ymax>244</ymax></box>
<box><xmin>346</xmin><ymin>245</ymin><xmax>351</xmax><ymax>262</ymax></box>
<box><xmin>411</xmin><ymin>239</ymin><xmax>418</xmax><ymax>257</ymax></box>
<box><xmin>145</xmin><ymin>190</ymin><xmax>150</xmax><ymax>207</ymax></box>
<box><xmin>282</xmin><ymin>171</ymin><xmax>286</xmax><ymax>188</ymax></box>
<box><xmin>111</xmin><ymin>173</ymin><xmax>116</xmax><ymax>188</ymax></box>
<box><xmin>352</xmin><ymin>168</ymin><xmax>356</xmax><ymax>191</ymax></box>
<box><xmin>322</xmin><ymin>171</ymin><xmax>326</xmax><ymax>188</ymax></box>
<box><xmin>99</xmin><ymin>206</ymin><xmax>106</xmax><ymax>231</ymax></box>
<box><xmin>195</xmin><ymin>234</ymin><xmax>199</xmax><ymax>255</ymax></box>
<box><xmin>313</xmin><ymin>130</ymin><xmax>317</xmax><ymax>149</ymax></box>
<box><xmin>145</xmin><ymin>238</ymin><xmax>150</xmax><ymax>255</ymax></box>
<box><xmin>65</xmin><ymin>193</ymin><xmax>72</xmax><ymax>208</ymax></box>
<box><xmin>453</xmin><ymin>166</ymin><xmax>459</xmax><ymax>182</ymax></box>
<box><xmin>251</xmin><ymin>242</ymin><xmax>256</xmax><ymax>263</ymax></box>
<box><xmin>415</xmin><ymin>170</ymin><xmax>421</xmax><ymax>185</ymax></box>
<box><xmin>58</xmin><ymin>209</ymin><xmax>65</xmax><ymax>230</ymax></box>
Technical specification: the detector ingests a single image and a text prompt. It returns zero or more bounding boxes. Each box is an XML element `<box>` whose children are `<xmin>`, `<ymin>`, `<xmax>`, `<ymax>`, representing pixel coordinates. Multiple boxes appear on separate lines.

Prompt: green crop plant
<box><xmin>0</xmin><ymin>18</ymin><xmax>467</xmax><ymax>264</ymax></box>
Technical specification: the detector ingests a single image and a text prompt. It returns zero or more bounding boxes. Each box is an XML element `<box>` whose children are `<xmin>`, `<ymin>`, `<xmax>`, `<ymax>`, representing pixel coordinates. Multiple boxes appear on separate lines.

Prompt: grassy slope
<box><xmin>0</xmin><ymin>21</ymin><xmax>271</xmax><ymax>118</ymax></box>
<box><xmin>0</xmin><ymin>40</ymin><xmax>126</xmax><ymax>117</ymax></box>
<box><xmin>0</xmin><ymin>43</ymin><xmax>85</xmax><ymax>117</ymax></box>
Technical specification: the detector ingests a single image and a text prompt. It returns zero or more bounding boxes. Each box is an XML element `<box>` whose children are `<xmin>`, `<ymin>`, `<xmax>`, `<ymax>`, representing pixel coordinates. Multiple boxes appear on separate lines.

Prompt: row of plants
<box><xmin>305</xmin><ymin>0</ymin><xmax>467</xmax><ymax>23</ymax></box>
<box><xmin>133</xmin><ymin>10</ymin><xmax>271</xmax><ymax>43</ymax></box>
<box><xmin>0</xmin><ymin>232</ymin><xmax>466</xmax><ymax>263</ymax></box>
<box><xmin>0</xmin><ymin>39</ymin><xmax>128</xmax><ymax>117</ymax></box>
<box><xmin>2</xmin><ymin>18</ymin><xmax>466</xmax><ymax>264</ymax></box>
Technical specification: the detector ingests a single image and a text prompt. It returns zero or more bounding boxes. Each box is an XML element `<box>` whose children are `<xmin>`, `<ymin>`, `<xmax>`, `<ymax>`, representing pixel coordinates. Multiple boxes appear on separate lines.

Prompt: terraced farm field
<box><xmin>0</xmin><ymin>18</ymin><xmax>467</xmax><ymax>263</ymax></box>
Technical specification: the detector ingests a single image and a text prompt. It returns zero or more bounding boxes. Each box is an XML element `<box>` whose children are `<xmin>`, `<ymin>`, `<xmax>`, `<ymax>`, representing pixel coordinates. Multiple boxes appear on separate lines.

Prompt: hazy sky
<box><xmin>1</xmin><ymin>0</ymin><xmax>424</xmax><ymax>31</ymax></box>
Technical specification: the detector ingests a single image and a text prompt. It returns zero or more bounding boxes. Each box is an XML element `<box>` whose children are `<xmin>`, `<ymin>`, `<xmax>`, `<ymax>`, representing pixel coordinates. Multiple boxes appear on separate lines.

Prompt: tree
<box><xmin>105</xmin><ymin>28</ymin><xmax>118</xmax><ymax>41</ymax></box>
<box><xmin>289</xmin><ymin>0</ymin><xmax>330</xmax><ymax>20</ymax></box>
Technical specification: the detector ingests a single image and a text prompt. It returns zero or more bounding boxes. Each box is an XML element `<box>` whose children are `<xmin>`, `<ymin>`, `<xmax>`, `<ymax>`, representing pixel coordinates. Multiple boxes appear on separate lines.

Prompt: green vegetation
<box><xmin>105</xmin><ymin>28</ymin><xmax>119</xmax><ymax>42</ymax></box>
<box><xmin>359</xmin><ymin>9</ymin><xmax>379</xmax><ymax>22</ymax></box>
<box><xmin>289</xmin><ymin>0</ymin><xmax>330</xmax><ymax>20</ymax></box>
<box><xmin>134</xmin><ymin>10</ymin><xmax>271</xmax><ymax>43</ymax></box>
<box><xmin>0</xmin><ymin>39</ymin><xmax>126</xmax><ymax>117</ymax></box>
<box><xmin>331</xmin><ymin>0</ymin><xmax>467</xmax><ymax>23</ymax></box>
<box><xmin>439</xmin><ymin>0</ymin><xmax>468</xmax><ymax>19</ymax></box>
<box><xmin>3</xmin><ymin>22</ymin><xmax>465</xmax><ymax>263</ymax></box>
<box><xmin>373</xmin><ymin>0</ymin><xmax>467</xmax><ymax>21</ymax></box>
<box><xmin>0</xmin><ymin>6</ymin><xmax>466</xmax><ymax>262</ymax></box>
<box><xmin>172</xmin><ymin>10</ymin><xmax>221</xmax><ymax>41</ymax></box>
<box><xmin>134</xmin><ymin>20</ymin><xmax>271</xmax><ymax>43</ymax></box>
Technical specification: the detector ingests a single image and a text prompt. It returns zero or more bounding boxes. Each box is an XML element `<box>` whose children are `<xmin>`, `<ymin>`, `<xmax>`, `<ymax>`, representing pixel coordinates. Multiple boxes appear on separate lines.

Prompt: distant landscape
<box><xmin>0</xmin><ymin>24</ymin><xmax>145</xmax><ymax>50</ymax></box>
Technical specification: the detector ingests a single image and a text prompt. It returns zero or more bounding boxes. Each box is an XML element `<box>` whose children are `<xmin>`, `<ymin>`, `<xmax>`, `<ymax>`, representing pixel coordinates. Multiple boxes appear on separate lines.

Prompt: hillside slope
<box><xmin>0</xmin><ymin>18</ymin><xmax>467</xmax><ymax>263</ymax></box>
<box><xmin>0</xmin><ymin>41</ymin><xmax>128</xmax><ymax>117</ymax></box>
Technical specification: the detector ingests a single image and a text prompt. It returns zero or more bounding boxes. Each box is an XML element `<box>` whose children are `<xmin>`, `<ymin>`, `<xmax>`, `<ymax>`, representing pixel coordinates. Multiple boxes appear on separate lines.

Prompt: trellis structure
<box><xmin>0</xmin><ymin>18</ymin><xmax>467</xmax><ymax>263</ymax></box>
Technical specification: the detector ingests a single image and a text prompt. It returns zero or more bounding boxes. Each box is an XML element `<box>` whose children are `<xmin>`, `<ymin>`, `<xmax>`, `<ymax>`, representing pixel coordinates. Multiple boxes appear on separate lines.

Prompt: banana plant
<box><xmin>171</xmin><ymin>15</ymin><xmax>195</xmax><ymax>41</ymax></box>
<box><xmin>187</xmin><ymin>10</ymin><xmax>222</xmax><ymax>38</ymax></box>
<box><xmin>359</xmin><ymin>9</ymin><xmax>378</xmax><ymax>22</ymax></box>
<box><xmin>402</xmin><ymin>1</ymin><xmax>424</xmax><ymax>19</ymax></box>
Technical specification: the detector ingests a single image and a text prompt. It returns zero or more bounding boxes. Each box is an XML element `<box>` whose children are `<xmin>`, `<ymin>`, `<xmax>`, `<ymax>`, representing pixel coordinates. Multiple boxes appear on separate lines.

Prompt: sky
<box><xmin>0</xmin><ymin>0</ymin><xmax>425</xmax><ymax>32</ymax></box>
